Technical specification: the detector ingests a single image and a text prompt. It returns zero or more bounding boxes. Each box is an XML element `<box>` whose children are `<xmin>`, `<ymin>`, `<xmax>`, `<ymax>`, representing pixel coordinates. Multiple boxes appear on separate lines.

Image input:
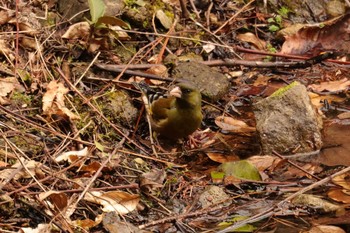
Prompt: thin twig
<box><xmin>272</xmin><ymin>150</ymin><xmax>321</xmax><ymax>180</ymax></box>
<box><xmin>216</xmin><ymin>165</ymin><xmax>350</xmax><ymax>233</ymax></box>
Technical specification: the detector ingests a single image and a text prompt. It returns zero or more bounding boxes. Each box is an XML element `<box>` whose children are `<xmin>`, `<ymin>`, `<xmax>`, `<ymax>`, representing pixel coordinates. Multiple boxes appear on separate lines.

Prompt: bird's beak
<box><xmin>169</xmin><ymin>86</ymin><xmax>182</xmax><ymax>98</ymax></box>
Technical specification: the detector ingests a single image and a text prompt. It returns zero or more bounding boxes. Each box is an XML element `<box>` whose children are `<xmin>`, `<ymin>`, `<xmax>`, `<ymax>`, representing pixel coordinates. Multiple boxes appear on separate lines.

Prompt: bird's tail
<box><xmin>132</xmin><ymin>81</ymin><xmax>164</xmax><ymax>111</ymax></box>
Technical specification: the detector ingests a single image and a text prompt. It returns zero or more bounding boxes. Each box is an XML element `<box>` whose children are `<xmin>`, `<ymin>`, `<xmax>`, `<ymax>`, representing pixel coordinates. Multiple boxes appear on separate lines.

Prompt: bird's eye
<box><xmin>182</xmin><ymin>89</ymin><xmax>191</xmax><ymax>94</ymax></box>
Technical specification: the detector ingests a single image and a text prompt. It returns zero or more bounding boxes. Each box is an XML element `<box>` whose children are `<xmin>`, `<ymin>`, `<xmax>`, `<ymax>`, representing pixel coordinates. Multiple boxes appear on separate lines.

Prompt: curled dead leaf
<box><xmin>62</xmin><ymin>22</ymin><xmax>90</xmax><ymax>40</ymax></box>
<box><xmin>42</xmin><ymin>80</ymin><xmax>80</xmax><ymax>121</ymax></box>
<box><xmin>237</xmin><ymin>32</ymin><xmax>266</xmax><ymax>50</ymax></box>
<box><xmin>328</xmin><ymin>189</ymin><xmax>350</xmax><ymax>204</ymax></box>
<box><xmin>308</xmin><ymin>78</ymin><xmax>350</xmax><ymax>93</ymax></box>
<box><xmin>84</xmin><ymin>191</ymin><xmax>139</xmax><ymax>214</ymax></box>
<box><xmin>215</xmin><ymin>116</ymin><xmax>256</xmax><ymax>133</ymax></box>
<box><xmin>55</xmin><ymin>147</ymin><xmax>89</xmax><ymax>163</ymax></box>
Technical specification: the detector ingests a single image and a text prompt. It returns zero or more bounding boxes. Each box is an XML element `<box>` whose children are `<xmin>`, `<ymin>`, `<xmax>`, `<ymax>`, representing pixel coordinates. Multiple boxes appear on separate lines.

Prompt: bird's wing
<box><xmin>150</xmin><ymin>97</ymin><xmax>176</xmax><ymax>122</ymax></box>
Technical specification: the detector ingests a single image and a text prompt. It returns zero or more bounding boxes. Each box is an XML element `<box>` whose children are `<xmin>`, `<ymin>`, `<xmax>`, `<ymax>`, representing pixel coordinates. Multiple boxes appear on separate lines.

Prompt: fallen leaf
<box><xmin>84</xmin><ymin>191</ymin><xmax>139</xmax><ymax>214</ymax></box>
<box><xmin>62</xmin><ymin>22</ymin><xmax>91</xmax><ymax>40</ymax></box>
<box><xmin>220</xmin><ymin>160</ymin><xmax>261</xmax><ymax>181</ymax></box>
<box><xmin>281</xmin><ymin>15</ymin><xmax>350</xmax><ymax>55</ymax></box>
<box><xmin>301</xmin><ymin>225</ymin><xmax>346</xmax><ymax>233</ymax></box>
<box><xmin>328</xmin><ymin>189</ymin><xmax>350</xmax><ymax>204</ymax></box>
<box><xmin>292</xmin><ymin>194</ymin><xmax>344</xmax><ymax>213</ymax></box>
<box><xmin>308</xmin><ymin>78</ymin><xmax>350</xmax><ymax>93</ymax></box>
<box><xmin>0</xmin><ymin>77</ymin><xmax>23</xmax><ymax>96</ymax></box>
<box><xmin>206</xmin><ymin>152</ymin><xmax>239</xmax><ymax>163</ymax></box>
<box><xmin>19</xmin><ymin>223</ymin><xmax>52</xmax><ymax>233</ymax></box>
<box><xmin>42</xmin><ymin>80</ymin><xmax>80</xmax><ymax>121</ymax></box>
<box><xmin>237</xmin><ymin>32</ymin><xmax>266</xmax><ymax>50</ymax></box>
<box><xmin>215</xmin><ymin>116</ymin><xmax>256</xmax><ymax>133</ymax></box>
<box><xmin>332</xmin><ymin>172</ymin><xmax>350</xmax><ymax>190</ymax></box>
<box><xmin>55</xmin><ymin>147</ymin><xmax>89</xmax><ymax>162</ymax></box>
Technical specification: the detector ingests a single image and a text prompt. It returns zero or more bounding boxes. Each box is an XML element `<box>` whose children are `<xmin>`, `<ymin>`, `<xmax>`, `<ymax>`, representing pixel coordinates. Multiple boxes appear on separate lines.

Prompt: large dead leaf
<box><xmin>0</xmin><ymin>77</ymin><xmax>24</xmax><ymax>96</ymax></box>
<box><xmin>308</xmin><ymin>78</ymin><xmax>350</xmax><ymax>93</ymax></box>
<box><xmin>332</xmin><ymin>172</ymin><xmax>350</xmax><ymax>190</ymax></box>
<box><xmin>62</xmin><ymin>22</ymin><xmax>91</xmax><ymax>40</ymax></box>
<box><xmin>292</xmin><ymin>194</ymin><xmax>344</xmax><ymax>214</ymax></box>
<box><xmin>19</xmin><ymin>223</ymin><xmax>52</xmax><ymax>233</ymax></box>
<box><xmin>319</xmin><ymin>121</ymin><xmax>350</xmax><ymax>166</ymax></box>
<box><xmin>0</xmin><ymin>159</ymin><xmax>44</xmax><ymax>182</ymax></box>
<box><xmin>237</xmin><ymin>32</ymin><xmax>266</xmax><ymax>50</ymax></box>
<box><xmin>55</xmin><ymin>147</ymin><xmax>89</xmax><ymax>162</ymax></box>
<box><xmin>281</xmin><ymin>15</ymin><xmax>350</xmax><ymax>55</ymax></box>
<box><xmin>215</xmin><ymin>116</ymin><xmax>256</xmax><ymax>133</ymax></box>
<box><xmin>140</xmin><ymin>169</ymin><xmax>166</xmax><ymax>193</ymax></box>
<box><xmin>301</xmin><ymin>225</ymin><xmax>346</xmax><ymax>233</ymax></box>
<box><xmin>42</xmin><ymin>80</ymin><xmax>80</xmax><ymax>121</ymax></box>
<box><xmin>328</xmin><ymin>189</ymin><xmax>350</xmax><ymax>204</ymax></box>
<box><xmin>84</xmin><ymin>191</ymin><xmax>139</xmax><ymax>214</ymax></box>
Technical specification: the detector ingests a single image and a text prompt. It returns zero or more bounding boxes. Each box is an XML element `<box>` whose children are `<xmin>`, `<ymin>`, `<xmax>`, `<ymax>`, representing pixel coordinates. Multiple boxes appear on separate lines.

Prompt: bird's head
<box><xmin>169</xmin><ymin>83</ymin><xmax>201</xmax><ymax>108</ymax></box>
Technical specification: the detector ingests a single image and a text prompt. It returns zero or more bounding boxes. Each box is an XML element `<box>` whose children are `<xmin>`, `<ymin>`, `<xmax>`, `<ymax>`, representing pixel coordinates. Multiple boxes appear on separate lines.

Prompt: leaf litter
<box><xmin>1</xmin><ymin>0</ymin><xmax>350</xmax><ymax>233</ymax></box>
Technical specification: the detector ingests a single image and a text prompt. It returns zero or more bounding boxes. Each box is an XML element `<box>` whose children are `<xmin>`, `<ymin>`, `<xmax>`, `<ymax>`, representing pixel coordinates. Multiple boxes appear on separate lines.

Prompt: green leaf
<box><xmin>95</xmin><ymin>141</ymin><xmax>104</xmax><ymax>152</ymax></box>
<box><xmin>275</xmin><ymin>15</ymin><xmax>282</xmax><ymax>26</ymax></box>
<box><xmin>268</xmin><ymin>25</ymin><xmax>280</xmax><ymax>32</ymax></box>
<box><xmin>88</xmin><ymin>0</ymin><xmax>106</xmax><ymax>23</ymax></box>
<box><xmin>211</xmin><ymin>171</ymin><xmax>225</xmax><ymax>180</ymax></box>
<box><xmin>267</xmin><ymin>18</ymin><xmax>275</xmax><ymax>23</ymax></box>
<box><xmin>218</xmin><ymin>215</ymin><xmax>256</xmax><ymax>232</ymax></box>
<box><xmin>277</xmin><ymin>6</ymin><xmax>290</xmax><ymax>18</ymax></box>
<box><xmin>220</xmin><ymin>160</ymin><xmax>261</xmax><ymax>181</ymax></box>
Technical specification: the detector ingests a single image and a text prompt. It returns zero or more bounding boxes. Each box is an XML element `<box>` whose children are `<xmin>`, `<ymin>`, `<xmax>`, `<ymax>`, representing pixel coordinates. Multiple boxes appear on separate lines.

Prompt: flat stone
<box><xmin>253</xmin><ymin>82</ymin><xmax>323</xmax><ymax>155</ymax></box>
<box><xmin>172</xmin><ymin>61</ymin><xmax>230</xmax><ymax>102</ymax></box>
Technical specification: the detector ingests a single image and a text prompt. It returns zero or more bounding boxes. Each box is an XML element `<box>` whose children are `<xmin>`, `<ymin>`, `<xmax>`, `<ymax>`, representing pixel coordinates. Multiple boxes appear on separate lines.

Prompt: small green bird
<box><xmin>135</xmin><ymin>82</ymin><xmax>203</xmax><ymax>140</ymax></box>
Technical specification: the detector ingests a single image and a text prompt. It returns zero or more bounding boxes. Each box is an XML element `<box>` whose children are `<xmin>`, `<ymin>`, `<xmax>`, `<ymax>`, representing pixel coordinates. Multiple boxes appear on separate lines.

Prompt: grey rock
<box><xmin>172</xmin><ymin>62</ymin><xmax>230</xmax><ymax>102</ymax></box>
<box><xmin>254</xmin><ymin>82</ymin><xmax>323</xmax><ymax>155</ymax></box>
<box><xmin>58</xmin><ymin>0</ymin><xmax>125</xmax><ymax>23</ymax></box>
<box><xmin>199</xmin><ymin>186</ymin><xmax>230</xmax><ymax>208</ymax></box>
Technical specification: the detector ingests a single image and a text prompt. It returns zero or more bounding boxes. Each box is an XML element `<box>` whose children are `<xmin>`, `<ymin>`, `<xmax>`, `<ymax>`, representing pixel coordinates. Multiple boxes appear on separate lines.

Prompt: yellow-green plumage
<box><xmin>136</xmin><ymin>82</ymin><xmax>203</xmax><ymax>140</ymax></box>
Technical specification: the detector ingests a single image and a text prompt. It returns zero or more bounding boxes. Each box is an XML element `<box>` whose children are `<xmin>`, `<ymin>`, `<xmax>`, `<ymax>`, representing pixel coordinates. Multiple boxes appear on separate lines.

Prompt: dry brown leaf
<box><xmin>0</xmin><ymin>10</ymin><xmax>12</xmax><ymax>25</ymax></box>
<box><xmin>308</xmin><ymin>78</ymin><xmax>350</xmax><ymax>93</ymax></box>
<box><xmin>247</xmin><ymin>155</ymin><xmax>281</xmax><ymax>171</ymax></box>
<box><xmin>0</xmin><ymin>77</ymin><xmax>23</xmax><ymax>96</ymax></box>
<box><xmin>332</xmin><ymin>172</ymin><xmax>350</xmax><ymax>190</ymax></box>
<box><xmin>62</xmin><ymin>22</ymin><xmax>90</xmax><ymax>40</ymax></box>
<box><xmin>206</xmin><ymin>152</ymin><xmax>239</xmax><ymax>163</ymax></box>
<box><xmin>215</xmin><ymin>116</ymin><xmax>256</xmax><ymax>133</ymax></box>
<box><xmin>145</xmin><ymin>64</ymin><xmax>168</xmax><ymax>77</ymax></box>
<box><xmin>237</xmin><ymin>32</ymin><xmax>266</xmax><ymax>50</ymax></box>
<box><xmin>84</xmin><ymin>191</ymin><xmax>139</xmax><ymax>214</ymax></box>
<box><xmin>140</xmin><ymin>169</ymin><xmax>166</xmax><ymax>193</ymax></box>
<box><xmin>301</xmin><ymin>225</ymin><xmax>346</xmax><ymax>233</ymax></box>
<box><xmin>39</xmin><ymin>191</ymin><xmax>68</xmax><ymax>211</ymax></box>
<box><xmin>328</xmin><ymin>189</ymin><xmax>350</xmax><ymax>204</ymax></box>
<box><xmin>0</xmin><ymin>39</ymin><xmax>14</xmax><ymax>60</ymax></box>
<box><xmin>281</xmin><ymin>15</ymin><xmax>350</xmax><ymax>55</ymax></box>
<box><xmin>55</xmin><ymin>147</ymin><xmax>89</xmax><ymax>162</ymax></box>
<box><xmin>42</xmin><ymin>80</ymin><xmax>80</xmax><ymax>121</ymax></box>
<box><xmin>308</xmin><ymin>92</ymin><xmax>344</xmax><ymax>109</ymax></box>
<box><xmin>19</xmin><ymin>223</ymin><xmax>52</xmax><ymax>233</ymax></box>
<box><xmin>337</xmin><ymin>112</ymin><xmax>350</xmax><ymax>119</ymax></box>
<box><xmin>319</xmin><ymin>122</ymin><xmax>350</xmax><ymax>166</ymax></box>
<box><xmin>0</xmin><ymin>159</ymin><xmax>44</xmax><ymax>181</ymax></box>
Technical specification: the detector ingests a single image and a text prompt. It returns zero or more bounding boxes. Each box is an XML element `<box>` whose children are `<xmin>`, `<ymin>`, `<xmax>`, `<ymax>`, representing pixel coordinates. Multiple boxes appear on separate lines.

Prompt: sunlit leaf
<box><xmin>218</xmin><ymin>215</ymin><xmax>256</xmax><ymax>232</ymax></box>
<box><xmin>88</xmin><ymin>0</ymin><xmax>105</xmax><ymax>23</ymax></box>
<box><xmin>220</xmin><ymin>160</ymin><xmax>261</xmax><ymax>181</ymax></box>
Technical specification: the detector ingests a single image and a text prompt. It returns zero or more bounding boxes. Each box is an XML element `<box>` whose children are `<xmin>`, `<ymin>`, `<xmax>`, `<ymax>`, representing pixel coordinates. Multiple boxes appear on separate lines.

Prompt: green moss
<box><xmin>11</xmin><ymin>92</ymin><xmax>32</xmax><ymax>106</ymax></box>
<box><xmin>271</xmin><ymin>81</ymin><xmax>299</xmax><ymax>97</ymax></box>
